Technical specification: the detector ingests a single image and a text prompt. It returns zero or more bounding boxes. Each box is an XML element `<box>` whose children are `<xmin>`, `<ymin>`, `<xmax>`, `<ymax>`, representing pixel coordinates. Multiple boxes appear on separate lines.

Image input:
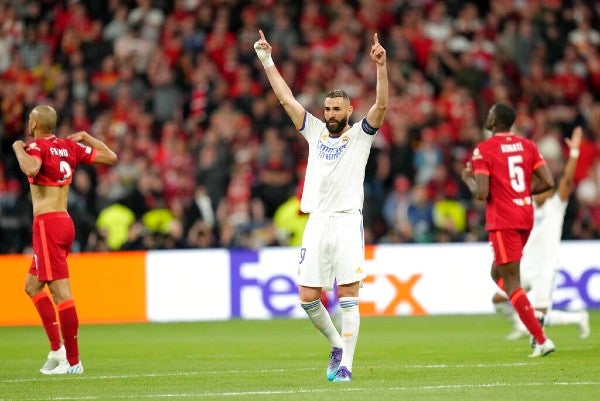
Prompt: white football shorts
<box><xmin>520</xmin><ymin>251</ymin><xmax>555</xmax><ymax>310</ymax></box>
<box><xmin>495</xmin><ymin>253</ymin><xmax>555</xmax><ymax>309</ymax></box>
<box><xmin>297</xmin><ymin>211</ymin><xmax>367</xmax><ymax>290</ymax></box>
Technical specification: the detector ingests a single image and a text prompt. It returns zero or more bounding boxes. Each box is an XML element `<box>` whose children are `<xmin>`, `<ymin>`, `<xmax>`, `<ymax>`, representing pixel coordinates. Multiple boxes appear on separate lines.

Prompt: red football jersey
<box><xmin>470</xmin><ymin>132</ymin><xmax>546</xmax><ymax>231</ymax></box>
<box><xmin>26</xmin><ymin>135</ymin><xmax>96</xmax><ymax>186</ymax></box>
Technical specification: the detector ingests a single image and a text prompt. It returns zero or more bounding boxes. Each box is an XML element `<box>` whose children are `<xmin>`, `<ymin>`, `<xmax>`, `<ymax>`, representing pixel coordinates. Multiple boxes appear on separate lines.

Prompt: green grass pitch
<box><xmin>1</xmin><ymin>313</ymin><xmax>598</xmax><ymax>401</ymax></box>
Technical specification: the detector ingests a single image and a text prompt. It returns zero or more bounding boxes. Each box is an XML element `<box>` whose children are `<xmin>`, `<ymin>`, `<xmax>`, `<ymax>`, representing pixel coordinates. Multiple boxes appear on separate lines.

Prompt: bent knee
<box><xmin>24</xmin><ymin>279</ymin><xmax>45</xmax><ymax>298</ymax></box>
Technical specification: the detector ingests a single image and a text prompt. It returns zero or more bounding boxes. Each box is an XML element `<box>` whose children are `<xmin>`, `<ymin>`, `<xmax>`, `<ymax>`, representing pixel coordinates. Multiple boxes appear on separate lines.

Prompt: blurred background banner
<box><xmin>2</xmin><ymin>242</ymin><xmax>597</xmax><ymax>326</ymax></box>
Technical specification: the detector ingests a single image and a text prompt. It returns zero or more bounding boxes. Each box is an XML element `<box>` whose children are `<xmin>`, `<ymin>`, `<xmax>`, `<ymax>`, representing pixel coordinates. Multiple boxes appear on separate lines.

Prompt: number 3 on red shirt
<box><xmin>59</xmin><ymin>160</ymin><xmax>73</xmax><ymax>183</ymax></box>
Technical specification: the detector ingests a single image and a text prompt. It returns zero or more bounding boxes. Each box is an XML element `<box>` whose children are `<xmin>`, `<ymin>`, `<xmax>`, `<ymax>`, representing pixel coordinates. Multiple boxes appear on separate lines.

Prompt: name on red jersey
<box><xmin>500</xmin><ymin>142</ymin><xmax>524</xmax><ymax>153</ymax></box>
<box><xmin>49</xmin><ymin>147</ymin><xmax>69</xmax><ymax>157</ymax></box>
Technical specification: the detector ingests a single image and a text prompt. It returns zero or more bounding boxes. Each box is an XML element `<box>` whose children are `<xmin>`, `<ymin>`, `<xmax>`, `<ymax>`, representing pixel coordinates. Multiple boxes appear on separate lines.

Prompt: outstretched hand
<box><xmin>370</xmin><ymin>33</ymin><xmax>386</xmax><ymax>65</ymax></box>
<box><xmin>565</xmin><ymin>126</ymin><xmax>582</xmax><ymax>150</ymax></box>
<box><xmin>254</xmin><ymin>29</ymin><xmax>272</xmax><ymax>61</ymax></box>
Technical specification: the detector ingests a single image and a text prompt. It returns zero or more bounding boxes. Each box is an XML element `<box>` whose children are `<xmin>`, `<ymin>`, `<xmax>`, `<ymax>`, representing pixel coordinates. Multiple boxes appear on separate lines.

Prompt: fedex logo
<box><xmin>229</xmin><ymin>248</ymin><xmax>426</xmax><ymax>318</ymax></box>
<box><xmin>360</xmin><ymin>274</ymin><xmax>425</xmax><ymax>315</ymax></box>
<box><xmin>230</xmin><ymin>249</ymin><xmax>299</xmax><ymax>318</ymax></box>
<box><xmin>553</xmin><ymin>267</ymin><xmax>600</xmax><ymax>310</ymax></box>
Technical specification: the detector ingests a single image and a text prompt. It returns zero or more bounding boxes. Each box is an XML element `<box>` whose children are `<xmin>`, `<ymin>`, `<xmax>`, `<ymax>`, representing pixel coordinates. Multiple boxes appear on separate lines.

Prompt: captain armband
<box><xmin>361</xmin><ymin>119</ymin><xmax>378</xmax><ymax>135</ymax></box>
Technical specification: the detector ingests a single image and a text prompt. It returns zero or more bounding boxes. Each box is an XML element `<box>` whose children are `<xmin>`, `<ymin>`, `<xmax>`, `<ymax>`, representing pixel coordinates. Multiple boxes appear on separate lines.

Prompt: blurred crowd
<box><xmin>1</xmin><ymin>0</ymin><xmax>600</xmax><ymax>254</ymax></box>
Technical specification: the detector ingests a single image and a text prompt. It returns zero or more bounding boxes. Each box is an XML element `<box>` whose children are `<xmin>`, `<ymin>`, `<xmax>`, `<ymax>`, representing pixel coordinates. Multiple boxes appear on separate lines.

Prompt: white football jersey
<box><xmin>299</xmin><ymin>112</ymin><xmax>376</xmax><ymax>213</ymax></box>
<box><xmin>521</xmin><ymin>192</ymin><xmax>568</xmax><ymax>275</ymax></box>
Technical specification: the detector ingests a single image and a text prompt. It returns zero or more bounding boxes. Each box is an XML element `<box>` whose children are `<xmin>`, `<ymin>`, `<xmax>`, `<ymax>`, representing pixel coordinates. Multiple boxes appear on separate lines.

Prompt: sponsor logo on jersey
<box><xmin>318</xmin><ymin>141</ymin><xmax>348</xmax><ymax>160</ymax></box>
<box><xmin>512</xmin><ymin>196</ymin><xmax>532</xmax><ymax>206</ymax></box>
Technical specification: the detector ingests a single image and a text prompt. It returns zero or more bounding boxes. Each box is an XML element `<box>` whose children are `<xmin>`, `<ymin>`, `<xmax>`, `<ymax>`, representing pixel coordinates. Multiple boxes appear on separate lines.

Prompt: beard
<box><xmin>326</xmin><ymin>115</ymin><xmax>348</xmax><ymax>136</ymax></box>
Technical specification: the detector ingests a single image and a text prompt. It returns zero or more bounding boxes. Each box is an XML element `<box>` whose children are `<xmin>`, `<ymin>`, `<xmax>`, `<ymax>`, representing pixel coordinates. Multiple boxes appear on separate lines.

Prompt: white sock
<box><xmin>301</xmin><ymin>300</ymin><xmax>343</xmax><ymax>349</ymax></box>
<box><xmin>339</xmin><ymin>297</ymin><xmax>360</xmax><ymax>372</ymax></box>
<box><xmin>545</xmin><ymin>310</ymin><xmax>585</xmax><ymax>326</ymax></box>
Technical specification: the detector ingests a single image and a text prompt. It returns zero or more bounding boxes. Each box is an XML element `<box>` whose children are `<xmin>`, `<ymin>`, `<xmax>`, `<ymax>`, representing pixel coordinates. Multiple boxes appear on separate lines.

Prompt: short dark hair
<box><xmin>325</xmin><ymin>89</ymin><xmax>350</xmax><ymax>101</ymax></box>
<box><xmin>493</xmin><ymin>103</ymin><xmax>516</xmax><ymax>129</ymax></box>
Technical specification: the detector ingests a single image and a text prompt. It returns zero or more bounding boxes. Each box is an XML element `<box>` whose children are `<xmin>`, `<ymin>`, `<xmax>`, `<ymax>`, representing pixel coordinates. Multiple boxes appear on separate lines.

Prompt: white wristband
<box><xmin>261</xmin><ymin>55</ymin><xmax>274</xmax><ymax>68</ymax></box>
<box><xmin>569</xmin><ymin>148</ymin><xmax>580</xmax><ymax>158</ymax></box>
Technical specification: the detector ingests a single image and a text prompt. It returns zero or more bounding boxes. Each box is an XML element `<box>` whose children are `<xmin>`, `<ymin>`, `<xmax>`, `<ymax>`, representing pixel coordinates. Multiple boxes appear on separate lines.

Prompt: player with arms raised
<box><xmin>461</xmin><ymin>103</ymin><xmax>556</xmax><ymax>357</ymax></box>
<box><xmin>254</xmin><ymin>29</ymin><xmax>387</xmax><ymax>381</ymax></box>
<box><xmin>12</xmin><ymin>105</ymin><xmax>117</xmax><ymax>374</ymax></box>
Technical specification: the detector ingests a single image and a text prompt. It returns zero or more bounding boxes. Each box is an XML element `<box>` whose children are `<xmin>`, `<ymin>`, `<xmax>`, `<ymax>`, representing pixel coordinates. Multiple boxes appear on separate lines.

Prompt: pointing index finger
<box><xmin>373</xmin><ymin>33</ymin><xmax>379</xmax><ymax>44</ymax></box>
<box><xmin>259</xmin><ymin>29</ymin><xmax>265</xmax><ymax>41</ymax></box>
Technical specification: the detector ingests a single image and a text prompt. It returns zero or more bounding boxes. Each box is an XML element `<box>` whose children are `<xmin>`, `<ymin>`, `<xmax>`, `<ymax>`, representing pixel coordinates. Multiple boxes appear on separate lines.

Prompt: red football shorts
<box><xmin>488</xmin><ymin>229</ymin><xmax>530</xmax><ymax>265</ymax></box>
<box><xmin>29</xmin><ymin>211</ymin><xmax>75</xmax><ymax>281</ymax></box>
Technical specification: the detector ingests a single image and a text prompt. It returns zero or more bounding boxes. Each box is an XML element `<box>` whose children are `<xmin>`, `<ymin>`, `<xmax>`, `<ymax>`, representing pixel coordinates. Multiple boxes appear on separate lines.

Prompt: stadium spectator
<box><xmin>253</xmin><ymin>127</ymin><xmax>296</xmax><ymax>218</ymax></box>
<box><xmin>0</xmin><ymin>161</ymin><xmax>30</xmax><ymax>253</ymax></box>
<box><xmin>102</xmin><ymin>3</ymin><xmax>129</xmax><ymax>44</ymax></box>
<box><xmin>382</xmin><ymin>174</ymin><xmax>413</xmax><ymax>243</ymax></box>
<box><xmin>0</xmin><ymin>0</ymin><xmax>599</xmax><ymax>254</ymax></box>
<box><xmin>127</xmin><ymin>0</ymin><xmax>165</xmax><ymax>43</ymax></box>
<box><xmin>406</xmin><ymin>183</ymin><xmax>435</xmax><ymax>243</ymax></box>
<box><xmin>95</xmin><ymin>202</ymin><xmax>135</xmax><ymax>251</ymax></box>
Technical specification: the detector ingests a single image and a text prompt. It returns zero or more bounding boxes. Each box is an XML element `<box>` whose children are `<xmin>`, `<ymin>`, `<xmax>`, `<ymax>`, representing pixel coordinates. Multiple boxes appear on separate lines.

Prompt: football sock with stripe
<box><xmin>339</xmin><ymin>297</ymin><xmax>360</xmax><ymax>372</ymax></box>
<box><xmin>301</xmin><ymin>299</ymin><xmax>343</xmax><ymax>349</ymax></box>
<box><xmin>58</xmin><ymin>299</ymin><xmax>80</xmax><ymax>366</ymax></box>
<box><xmin>32</xmin><ymin>291</ymin><xmax>61</xmax><ymax>351</ymax></box>
<box><xmin>510</xmin><ymin>288</ymin><xmax>545</xmax><ymax>345</ymax></box>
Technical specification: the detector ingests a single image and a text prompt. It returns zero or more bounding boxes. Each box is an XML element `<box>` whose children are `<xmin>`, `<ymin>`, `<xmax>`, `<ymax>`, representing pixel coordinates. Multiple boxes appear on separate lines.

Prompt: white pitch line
<box><xmin>0</xmin><ymin>362</ymin><xmax>537</xmax><ymax>384</ymax></box>
<box><xmin>0</xmin><ymin>362</ymin><xmax>538</xmax><ymax>384</ymax></box>
<box><xmin>14</xmin><ymin>381</ymin><xmax>600</xmax><ymax>400</ymax></box>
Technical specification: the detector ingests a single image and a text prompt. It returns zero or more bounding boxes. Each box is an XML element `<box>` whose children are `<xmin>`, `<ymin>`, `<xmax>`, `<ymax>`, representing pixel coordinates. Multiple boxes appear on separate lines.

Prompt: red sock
<box><xmin>58</xmin><ymin>300</ymin><xmax>79</xmax><ymax>365</ymax></box>
<box><xmin>32</xmin><ymin>291</ymin><xmax>61</xmax><ymax>351</ymax></box>
<box><xmin>510</xmin><ymin>288</ymin><xmax>545</xmax><ymax>344</ymax></box>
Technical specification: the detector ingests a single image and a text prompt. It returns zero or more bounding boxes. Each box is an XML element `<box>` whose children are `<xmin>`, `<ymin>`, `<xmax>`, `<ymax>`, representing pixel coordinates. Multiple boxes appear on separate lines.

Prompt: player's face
<box><xmin>324</xmin><ymin>97</ymin><xmax>352</xmax><ymax>136</ymax></box>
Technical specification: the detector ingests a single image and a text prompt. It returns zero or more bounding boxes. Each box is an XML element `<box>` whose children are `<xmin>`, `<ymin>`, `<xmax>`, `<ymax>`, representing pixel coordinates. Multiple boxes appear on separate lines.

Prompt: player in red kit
<box><xmin>12</xmin><ymin>105</ymin><xmax>117</xmax><ymax>374</ymax></box>
<box><xmin>461</xmin><ymin>103</ymin><xmax>556</xmax><ymax>357</ymax></box>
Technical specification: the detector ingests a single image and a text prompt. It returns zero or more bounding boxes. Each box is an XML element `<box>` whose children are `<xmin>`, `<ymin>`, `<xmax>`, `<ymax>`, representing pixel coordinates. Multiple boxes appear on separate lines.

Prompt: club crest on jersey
<box><xmin>28</xmin><ymin>142</ymin><xmax>40</xmax><ymax>151</ymax></box>
<box><xmin>472</xmin><ymin>148</ymin><xmax>483</xmax><ymax>160</ymax></box>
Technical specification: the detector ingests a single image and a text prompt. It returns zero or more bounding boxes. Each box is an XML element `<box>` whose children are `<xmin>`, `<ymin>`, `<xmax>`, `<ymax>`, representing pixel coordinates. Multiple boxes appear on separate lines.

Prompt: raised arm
<box><xmin>67</xmin><ymin>131</ymin><xmax>118</xmax><ymax>165</ymax></box>
<box><xmin>254</xmin><ymin>29</ymin><xmax>306</xmax><ymax>130</ymax></box>
<box><xmin>365</xmin><ymin>33</ymin><xmax>388</xmax><ymax>129</ymax></box>
<box><xmin>13</xmin><ymin>140</ymin><xmax>41</xmax><ymax>177</ymax></box>
<box><xmin>556</xmin><ymin>126</ymin><xmax>582</xmax><ymax>201</ymax></box>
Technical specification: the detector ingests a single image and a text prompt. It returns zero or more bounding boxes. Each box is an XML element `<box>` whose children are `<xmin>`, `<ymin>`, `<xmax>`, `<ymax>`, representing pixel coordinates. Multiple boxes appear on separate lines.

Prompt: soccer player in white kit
<box><xmin>493</xmin><ymin>126</ymin><xmax>590</xmax><ymax>340</ymax></box>
<box><xmin>254</xmin><ymin>29</ymin><xmax>388</xmax><ymax>382</ymax></box>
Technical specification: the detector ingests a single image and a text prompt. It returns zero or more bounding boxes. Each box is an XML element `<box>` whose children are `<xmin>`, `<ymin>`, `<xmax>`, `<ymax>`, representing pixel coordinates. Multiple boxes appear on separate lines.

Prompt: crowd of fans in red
<box><xmin>0</xmin><ymin>0</ymin><xmax>599</xmax><ymax>253</ymax></box>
